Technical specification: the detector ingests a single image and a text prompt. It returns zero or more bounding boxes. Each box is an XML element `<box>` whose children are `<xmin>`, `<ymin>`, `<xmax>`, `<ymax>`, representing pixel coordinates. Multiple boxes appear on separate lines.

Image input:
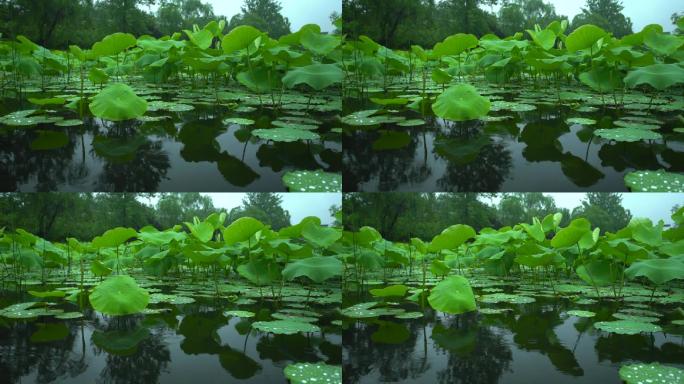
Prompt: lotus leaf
<box><xmin>252</xmin><ymin>127</ymin><xmax>319</xmax><ymax>142</ymax></box>
<box><xmin>283</xmin><ymin>363</ymin><xmax>341</xmax><ymax>384</ymax></box>
<box><xmin>624</xmin><ymin>170</ymin><xmax>684</xmax><ymax>192</ymax></box>
<box><xmin>624</xmin><ymin>64</ymin><xmax>684</xmax><ymax>90</ymax></box>
<box><xmin>428</xmin><ymin>276</ymin><xmax>477</xmax><ymax>314</ymax></box>
<box><xmin>625</xmin><ymin>258</ymin><xmax>684</xmax><ymax>285</ymax></box>
<box><xmin>432</xmin><ymin>84</ymin><xmax>491</xmax><ymax>122</ymax></box>
<box><xmin>89</xmin><ymin>83</ymin><xmax>148</xmax><ymax>121</ymax></box>
<box><xmin>282</xmin><ymin>170</ymin><xmax>341</xmax><ymax>192</ymax></box>
<box><xmin>594</xmin><ymin>128</ymin><xmax>661</xmax><ymax>142</ymax></box>
<box><xmin>593</xmin><ymin>320</ymin><xmax>662</xmax><ymax>334</ymax></box>
<box><xmin>89</xmin><ymin>275</ymin><xmax>149</xmax><ymax>316</ymax></box>
<box><xmin>251</xmin><ymin>320</ymin><xmax>320</xmax><ymax>335</ymax></box>
<box><xmin>282</xmin><ymin>64</ymin><xmax>344</xmax><ymax>91</ymax></box>
<box><xmin>282</xmin><ymin>256</ymin><xmax>343</xmax><ymax>283</ymax></box>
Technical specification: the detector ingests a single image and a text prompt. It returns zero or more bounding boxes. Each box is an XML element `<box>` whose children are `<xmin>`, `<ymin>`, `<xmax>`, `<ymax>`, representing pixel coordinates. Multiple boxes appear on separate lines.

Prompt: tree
<box><xmin>497</xmin><ymin>0</ymin><xmax>562</xmax><ymax>37</ymax></box>
<box><xmin>227</xmin><ymin>0</ymin><xmax>291</xmax><ymax>38</ymax></box>
<box><xmin>571</xmin><ymin>193</ymin><xmax>632</xmax><ymax>233</ymax></box>
<box><xmin>155</xmin><ymin>193</ymin><xmax>215</xmax><ymax>229</ymax></box>
<box><xmin>496</xmin><ymin>193</ymin><xmax>559</xmax><ymax>227</ymax></box>
<box><xmin>672</xmin><ymin>12</ymin><xmax>684</xmax><ymax>35</ymax></box>
<box><xmin>232</xmin><ymin>193</ymin><xmax>291</xmax><ymax>230</ymax></box>
<box><xmin>157</xmin><ymin>0</ymin><xmax>215</xmax><ymax>36</ymax></box>
<box><xmin>570</xmin><ymin>0</ymin><xmax>633</xmax><ymax>37</ymax></box>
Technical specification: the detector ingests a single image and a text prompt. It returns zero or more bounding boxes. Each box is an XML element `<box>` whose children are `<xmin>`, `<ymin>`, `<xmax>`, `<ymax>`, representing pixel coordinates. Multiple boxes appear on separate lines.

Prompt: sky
<box><xmin>487</xmin><ymin>193</ymin><xmax>683</xmax><ymax>225</ymax></box>
<box><xmin>147</xmin><ymin>0</ymin><xmax>340</xmax><ymax>33</ymax></box>
<box><xmin>487</xmin><ymin>0</ymin><xmax>680</xmax><ymax>32</ymax></box>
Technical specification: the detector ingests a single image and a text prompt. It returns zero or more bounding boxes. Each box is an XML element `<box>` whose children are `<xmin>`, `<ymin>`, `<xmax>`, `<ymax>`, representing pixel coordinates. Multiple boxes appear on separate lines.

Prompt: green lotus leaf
<box><xmin>184</xmin><ymin>221</ymin><xmax>214</xmax><ymax>242</ymax></box>
<box><xmin>566</xmin><ymin>24</ymin><xmax>607</xmax><ymax>52</ymax></box>
<box><xmin>284</xmin><ymin>363</ymin><xmax>341</xmax><ymax>384</ymax></box>
<box><xmin>370</xmin><ymin>285</ymin><xmax>409</xmax><ymax>298</ymax></box>
<box><xmin>624</xmin><ymin>170</ymin><xmax>684</xmax><ymax>192</ymax></box>
<box><xmin>625</xmin><ymin>258</ymin><xmax>684</xmax><ymax>285</ymax></box>
<box><xmin>594</xmin><ymin>128</ymin><xmax>662</xmax><ymax>142</ymax></box>
<box><xmin>236</xmin><ymin>259</ymin><xmax>281</xmax><ymax>286</ymax></box>
<box><xmin>427</xmin><ymin>276</ymin><xmax>477</xmax><ymax>314</ymax></box>
<box><xmin>551</xmin><ymin>218</ymin><xmax>591</xmax><ymax>248</ymax></box>
<box><xmin>89</xmin><ymin>275</ymin><xmax>149</xmax><ymax>316</ymax></box>
<box><xmin>55</xmin><ymin>311</ymin><xmax>84</xmax><ymax>320</ymax></box>
<box><xmin>396</xmin><ymin>311</ymin><xmax>424</xmax><ymax>319</ymax></box>
<box><xmin>593</xmin><ymin>320</ymin><xmax>662</xmax><ymax>334</ymax></box>
<box><xmin>282</xmin><ymin>170</ymin><xmax>341</xmax><ymax>192</ymax></box>
<box><xmin>433</xmin><ymin>33</ymin><xmax>478</xmax><ymax>57</ymax></box>
<box><xmin>566</xmin><ymin>117</ymin><xmax>597</xmax><ymax>126</ymax></box>
<box><xmin>567</xmin><ymin>310</ymin><xmax>596</xmax><ymax>318</ymax></box>
<box><xmin>252</xmin><ymin>127</ymin><xmax>319</xmax><ymax>142</ymax></box>
<box><xmin>251</xmin><ymin>320</ymin><xmax>320</xmax><ymax>335</ymax></box>
<box><xmin>223</xmin><ymin>310</ymin><xmax>255</xmax><ymax>318</ymax></box>
<box><xmin>619</xmin><ymin>363</ymin><xmax>684</xmax><ymax>384</ymax></box>
<box><xmin>282</xmin><ymin>256</ymin><xmax>343</xmax><ymax>283</ymax></box>
<box><xmin>480</xmin><ymin>293</ymin><xmax>536</xmax><ymax>304</ymax></box>
<box><xmin>91</xmin><ymin>32</ymin><xmax>137</xmax><ymax>57</ymax></box>
<box><xmin>28</xmin><ymin>290</ymin><xmax>66</xmax><ymax>298</ymax></box>
<box><xmin>300</xmin><ymin>30</ymin><xmax>341</xmax><ymax>56</ymax></box>
<box><xmin>222</xmin><ymin>25</ymin><xmax>262</xmax><ymax>54</ymax></box>
<box><xmin>579</xmin><ymin>67</ymin><xmax>623</xmax><ymax>92</ymax></box>
<box><xmin>91</xmin><ymin>260</ymin><xmax>113</xmax><ymax>277</ymax></box>
<box><xmin>576</xmin><ymin>259</ymin><xmax>619</xmax><ymax>286</ymax></box>
<box><xmin>89</xmin><ymin>83</ymin><xmax>148</xmax><ymax>121</ymax></box>
<box><xmin>148</xmin><ymin>293</ymin><xmax>195</xmax><ymax>305</ymax></box>
<box><xmin>28</xmin><ymin>97</ymin><xmax>65</xmax><ymax>106</ymax></box>
<box><xmin>222</xmin><ymin>217</ymin><xmax>264</xmax><ymax>245</ymax></box>
<box><xmin>55</xmin><ymin>119</ymin><xmax>83</xmax><ymax>127</ymax></box>
<box><xmin>624</xmin><ymin>64</ymin><xmax>684</xmax><ymax>90</ymax></box>
<box><xmin>644</xmin><ymin>32</ymin><xmax>684</xmax><ymax>57</ymax></box>
<box><xmin>282</xmin><ymin>64</ymin><xmax>344</xmax><ymax>91</ymax></box>
<box><xmin>526</xmin><ymin>28</ymin><xmax>556</xmax><ymax>50</ymax></box>
<box><xmin>432</xmin><ymin>84</ymin><xmax>491</xmax><ymax>122</ymax></box>
<box><xmin>301</xmin><ymin>221</ymin><xmax>342</xmax><ymax>248</ymax></box>
<box><xmin>92</xmin><ymin>227</ymin><xmax>137</xmax><ymax>248</ymax></box>
<box><xmin>236</xmin><ymin>67</ymin><xmax>281</xmax><ymax>93</ymax></box>
<box><xmin>88</xmin><ymin>67</ymin><xmax>109</xmax><ymax>84</ymax></box>
<box><xmin>223</xmin><ymin>117</ymin><xmax>255</xmax><ymax>126</ymax></box>
<box><xmin>428</xmin><ymin>224</ymin><xmax>476</xmax><ymax>252</ymax></box>
<box><xmin>184</xmin><ymin>28</ymin><xmax>213</xmax><ymax>50</ymax></box>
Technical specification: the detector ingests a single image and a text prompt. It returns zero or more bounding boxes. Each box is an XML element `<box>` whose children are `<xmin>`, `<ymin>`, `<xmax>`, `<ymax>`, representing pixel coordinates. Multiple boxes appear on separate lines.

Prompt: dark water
<box><xmin>0</xmin><ymin>92</ymin><xmax>341</xmax><ymax>192</ymax></box>
<box><xmin>342</xmin><ymin>93</ymin><xmax>684</xmax><ymax>192</ymax></box>
<box><xmin>0</xmin><ymin>289</ymin><xmax>341</xmax><ymax>383</ymax></box>
<box><xmin>342</xmin><ymin>290</ymin><xmax>684</xmax><ymax>384</ymax></box>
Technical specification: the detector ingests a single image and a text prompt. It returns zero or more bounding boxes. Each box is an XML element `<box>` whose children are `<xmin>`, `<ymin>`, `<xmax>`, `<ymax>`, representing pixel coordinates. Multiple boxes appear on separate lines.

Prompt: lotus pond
<box><xmin>340</xmin><ymin>209</ymin><xmax>684</xmax><ymax>383</ymax></box>
<box><xmin>341</xmin><ymin>22</ymin><xmax>684</xmax><ymax>192</ymax></box>
<box><xmin>0</xmin><ymin>23</ymin><xmax>343</xmax><ymax>192</ymax></box>
<box><xmin>0</xmin><ymin>214</ymin><xmax>344</xmax><ymax>383</ymax></box>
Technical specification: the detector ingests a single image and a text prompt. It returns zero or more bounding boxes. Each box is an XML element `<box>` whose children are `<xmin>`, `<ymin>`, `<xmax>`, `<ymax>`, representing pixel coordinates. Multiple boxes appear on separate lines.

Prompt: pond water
<box><xmin>0</xmin><ymin>83</ymin><xmax>341</xmax><ymax>192</ymax></box>
<box><xmin>342</xmin><ymin>281</ymin><xmax>684</xmax><ymax>384</ymax></box>
<box><xmin>342</xmin><ymin>85</ymin><xmax>684</xmax><ymax>192</ymax></box>
<box><xmin>0</xmin><ymin>283</ymin><xmax>341</xmax><ymax>383</ymax></box>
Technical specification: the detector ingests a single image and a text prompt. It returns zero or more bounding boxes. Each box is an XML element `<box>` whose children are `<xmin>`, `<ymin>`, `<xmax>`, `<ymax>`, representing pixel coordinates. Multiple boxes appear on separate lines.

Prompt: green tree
<box><xmin>232</xmin><ymin>193</ymin><xmax>291</xmax><ymax>230</ymax></box>
<box><xmin>227</xmin><ymin>0</ymin><xmax>291</xmax><ymax>38</ymax></box>
<box><xmin>497</xmin><ymin>0</ymin><xmax>562</xmax><ymax>37</ymax></box>
<box><xmin>570</xmin><ymin>0</ymin><xmax>633</xmax><ymax>37</ymax></box>
<box><xmin>672</xmin><ymin>12</ymin><xmax>684</xmax><ymax>35</ymax></box>
<box><xmin>157</xmin><ymin>0</ymin><xmax>215</xmax><ymax>36</ymax></box>
<box><xmin>155</xmin><ymin>193</ymin><xmax>216</xmax><ymax>229</ymax></box>
<box><xmin>571</xmin><ymin>193</ymin><xmax>632</xmax><ymax>233</ymax></box>
<box><xmin>496</xmin><ymin>193</ymin><xmax>559</xmax><ymax>227</ymax></box>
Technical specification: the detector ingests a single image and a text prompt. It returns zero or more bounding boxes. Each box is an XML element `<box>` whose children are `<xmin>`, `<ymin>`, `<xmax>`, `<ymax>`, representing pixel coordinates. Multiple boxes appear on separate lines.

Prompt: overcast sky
<box><xmin>487</xmin><ymin>193</ymin><xmax>683</xmax><ymax>225</ymax></box>
<box><xmin>147</xmin><ymin>0</ymin><xmax>340</xmax><ymax>33</ymax></box>
<box><xmin>207</xmin><ymin>193</ymin><xmax>340</xmax><ymax>225</ymax></box>
<box><xmin>487</xmin><ymin>0</ymin><xmax>680</xmax><ymax>32</ymax></box>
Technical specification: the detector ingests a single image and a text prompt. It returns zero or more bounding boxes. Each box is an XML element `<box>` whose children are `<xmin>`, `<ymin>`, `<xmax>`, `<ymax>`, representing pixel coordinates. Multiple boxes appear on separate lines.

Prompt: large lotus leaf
<box><xmin>594</xmin><ymin>128</ymin><xmax>661</xmax><ymax>142</ymax></box>
<box><xmin>184</xmin><ymin>29</ymin><xmax>213</xmax><ymax>50</ymax></box>
<box><xmin>432</xmin><ymin>84</ymin><xmax>490</xmax><ymax>122</ymax></box>
<box><xmin>28</xmin><ymin>290</ymin><xmax>66</xmax><ymax>298</ymax></box>
<box><xmin>282</xmin><ymin>256</ymin><xmax>342</xmax><ymax>283</ymax></box>
<box><xmin>619</xmin><ymin>363</ymin><xmax>684</xmax><ymax>384</ymax></box>
<box><xmin>222</xmin><ymin>25</ymin><xmax>262</xmax><ymax>54</ymax></box>
<box><xmin>428</xmin><ymin>224</ymin><xmax>476</xmax><ymax>252</ymax></box>
<box><xmin>92</xmin><ymin>227</ymin><xmax>137</xmax><ymax>248</ymax></box>
<box><xmin>284</xmin><ymin>363</ymin><xmax>341</xmax><ymax>384</ymax></box>
<box><xmin>222</xmin><ymin>217</ymin><xmax>264</xmax><ymax>245</ymax></box>
<box><xmin>625</xmin><ymin>258</ymin><xmax>684</xmax><ymax>285</ymax></box>
<box><xmin>236</xmin><ymin>259</ymin><xmax>281</xmax><ymax>286</ymax></box>
<box><xmin>300</xmin><ymin>30</ymin><xmax>341</xmax><ymax>56</ymax></box>
<box><xmin>526</xmin><ymin>28</ymin><xmax>556</xmax><ymax>50</ymax></box>
<box><xmin>91</xmin><ymin>32</ymin><xmax>137</xmax><ymax>57</ymax></box>
<box><xmin>551</xmin><ymin>218</ymin><xmax>591</xmax><ymax>248</ymax></box>
<box><xmin>644</xmin><ymin>32</ymin><xmax>684</xmax><ymax>57</ymax></box>
<box><xmin>282</xmin><ymin>170</ymin><xmax>341</xmax><ymax>192</ymax></box>
<box><xmin>252</xmin><ymin>127</ymin><xmax>319</xmax><ymax>142</ymax></box>
<box><xmin>433</xmin><ymin>33</ymin><xmax>478</xmax><ymax>57</ymax></box>
<box><xmin>251</xmin><ymin>320</ymin><xmax>319</xmax><ymax>335</ymax></box>
<box><xmin>624</xmin><ymin>64</ymin><xmax>684</xmax><ymax>90</ymax></box>
<box><xmin>576</xmin><ymin>259</ymin><xmax>619</xmax><ymax>286</ymax></box>
<box><xmin>89</xmin><ymin>275</ymin><xmax>149</xmax><ymax>316</ymax></box>
<box><xmin>282</xmin><ymin>64</ymin><xmax>343</xmax><ymax>91</ymax></box>
<box><xmin>137</xmin><ymin>229</ymin><xmax>185</xmax><ymax>246</ymax></box>
<box><xmin>542</xmin><ymin>213</ymin><xmax>563</xmax><ymax>232</ymax></box>
<box><xmin>624</xmin><ymin>170</ymin><xmax>684</xmax><ymax>192</ymax></box>
<box><xmin>185</xmin><ymin>221</ymin><xmax>214</xmax><ymax>243</ymax></box>
<box><xmin>236</xmin><ymin>67</ymin><xmax>281</xmax><ymax>93</ymax></box>
<box><xmin>428</xmin><ymin>276</ymin><xmax>476</xmax><ymax>314</ymax></box>
<box><xmin>593</xmin><ymin>320</ymin><xmax>662</xmax><ymax>334</ymax></box>
<box><xmin>521</xmin><ymin>217</ymin><xmax>545</xmax><ymax>242</ymax></box>
<box><xmin>565</xmin><ymin>24</ymin><xmax>607</xmax><ymax>52</ymax></box>
<box><xmin>370</xmin><ymin>284</ymin><xmax>409</xmax><ymax>298</ymax></box>
<box><xmin>301</xmin><ymin>222</ymin><xmax>342</xmax><ymax>248</ymax></box>
<box><xmin>89</xmin><ymin>83</ymin><xmax>148</xmax><ymax>121</ymax></box>
<box><xmin>579</xmin><ymin>67</ymin><xmax>623</xmax><ymax>92</ymax></box>
<box><xmin>631</xmin><ymin>219</ymin><xmax>663</xmax><ymax>246</ymax></box>
<box><xmin>91</xmin><ymin>260</ymin><xmax>113</xmax><ymax>277</ymax></box>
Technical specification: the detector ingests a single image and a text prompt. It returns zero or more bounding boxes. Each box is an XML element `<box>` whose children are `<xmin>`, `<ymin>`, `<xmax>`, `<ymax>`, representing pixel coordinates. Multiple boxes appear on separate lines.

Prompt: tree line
<box><xmin>343</xmin><ymin>0</ymin><xmax>662</xmax><ymax>48</ymax></box>
<box><xmin>0</xmin><ymin>192</ymin><xmax>293</xmax><ymax>240</ymax></box>
<box><xmin>343</xmin><ymin>192</ymin><xmax>637</xmax><ymax>241</ymax></box>
<box><xmin>0</xmin><ymin>0</ymin><xmax>294</xmax><ymax>49</ymax></box>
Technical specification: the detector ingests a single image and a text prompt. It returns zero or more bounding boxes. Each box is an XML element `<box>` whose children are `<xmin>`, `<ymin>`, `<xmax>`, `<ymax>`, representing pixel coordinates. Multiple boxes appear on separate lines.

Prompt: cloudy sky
<box><xmin>488</xmin><ymin>193</ymin><xmax>683</xmax><ymax>225</ymax></box>
<box><xmin>147</xmin><ymin>0</ymin><xmax>340</xmax><ymax>33</ymax></box>
<box><xmin>488</xmin><ymin>0</ymin><xmax>681</xmax><ymax>32</ymax></box>
<box><xmin>205</xmin><ymin>193</ymin><xmax>340</xmax><ymax>225</ymax></box>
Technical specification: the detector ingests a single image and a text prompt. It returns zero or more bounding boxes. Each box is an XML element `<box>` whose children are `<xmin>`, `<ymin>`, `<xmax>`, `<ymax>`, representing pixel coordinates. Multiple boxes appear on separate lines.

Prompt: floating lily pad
<box><xmin>395</xmin><ymin>311</ymin><xmax>424</xmax><ymax>319</ymax></box>
<box><xmin>619</xmin><ymin>363</ymin><xmax>684</xmax><ymax>384</ymax></box>
<box><xmin>613</xmin><ymin>313</ymin><xmax>660</xmax><ymax>323</ymax></box>
<box><xmin>55</xmin><ymin>311</ymin><xmax>84</xmax><ymax>319</ymax></box>
<box><xmin>147</xmin><ymin>100</ymin><xmax>194</xmax><ymax>112</ymax></box>
<box><xmin>283</xmin><ymin>363</ymin><xmax>341</xmax><ymax>384</ymax></box>
<box><xmin>398</xmin><ymin>119</ymin><xmax>426</xmax><ymax>127</ymax></box>
<box><xmin>224</xmin><ymin>310</ymin><xmax>255</xmax><ymax>318</ymax></box>
<box><xmin>480</xmin><ymin>293</ymin><xmax>535</xmax><ymax>304</ymax></box>
<box><xmin>625</xmin><ymin>170</ymin><xmax>684</xmax><ymax>192</ymax></box>
<box><xmin>252</xmin><ymin>127</ymin><xmax>319</xmax><ymax>142</ymax></box>
<box><xmin>55</xmin><ymin>119</ymin><xmax>84</xmax><ymax>127</ymax></box>
<box><xmin>282</xmin><ymin>170</ymin><xmax>341</xmax><ymax>192</ymax></box>
<box><xmin>594</xmin><ymin>128</ymin><xmax>662</xmax><ymax>142</ymax></box>
<box><xmin>479</xmin><ymin>308</ymin><xmax>512</xmax><ymax>314</ymax></box>
<box><xmin>148</xmin><ymin>293</ymin><xmax>195</xmax><ymax>305</ymax></box>
<box><xmin>567</xmin><ymin>310</ymin><xmax>596</xmax><ymax>318</ymax></box>
<box><xmin>593</xmin><ymin>320</ymin><xmax>662</xmax><ymax>334</ymax></box>
<box><xmin>251</xmin><ymin>320</ymin><xmax>320</xmax><ymax>335</ymax></box>
<box><xmin>223</xmin><ymin>117</ymin><xmax>255</xmax><ymax>126</ymax></box>
<box><xmin>566</xmin><ymin>117</ymin><xmax>596</xmax><ymax>125</ymax></box>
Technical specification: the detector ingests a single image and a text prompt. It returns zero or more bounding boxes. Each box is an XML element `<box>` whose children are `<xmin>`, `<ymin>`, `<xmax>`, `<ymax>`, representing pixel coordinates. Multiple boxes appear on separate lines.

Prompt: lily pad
<box><xmin>594</xmin><ymin>128</ymin><xmax>662</xmax><ymax>142</ymax></box>
<box><xmin>625</xmin><ymin>170</ymin><xmax>684</xmax><ymax>192</ymax></box>
<box><xmin>282</xmin><ymin>170</ymin><xmax>341</xmax><ymax>192</ymax></box>
<box><xmin>89</xmin><ymin>83</ymin><xmax>147</xmax><ymax>121</ymax></box>
<box><xmin>619</xmin><ymin>363</ymin><xmax>684</xmax><ymax>384</ymax></box>
<box><xmin>567</xmin><ymin>310</ymin><xmax>596</xmax><ymax>318</ymax></box>
<box><xmin>89</xmin><ymin>275</ymin><xmax>149</xmax><ymax>316</ymax></box>
<box><xmin>395</xmin><ymin>311</ymin><xmax>424</xmax><ymax>319</ymax></box>
<box><xmin>252</xmin><ymin>127</ymin><xmax>319</xmax><ymax>142</ymax></box>
<box><xmin>223</xmin><ymin>310</ymin><xmax>255</xmax><ymax>318</ymax></box>
<box><xmin>480</xmin><ymin>293</ymin><xmax>536</xmax><ymax>304</ymax></box>
<box><xmin>283</xmin><ymin>363</ymin><xmax>341</xmax><ymax>384</ymax></box>
<box><xmin>566</xmin><ymin>117</ymin><xmax>596</xmax><ymax>125</ymax></box>
<box><xmin>593</xmin><ymin>320</ymin><xmax>662</xmax><ymax>334</ymax></box>
<box><xmin>251</xmin><ymin>320</ymin><xmax>320</xmax><ymax>335</ymax></box>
